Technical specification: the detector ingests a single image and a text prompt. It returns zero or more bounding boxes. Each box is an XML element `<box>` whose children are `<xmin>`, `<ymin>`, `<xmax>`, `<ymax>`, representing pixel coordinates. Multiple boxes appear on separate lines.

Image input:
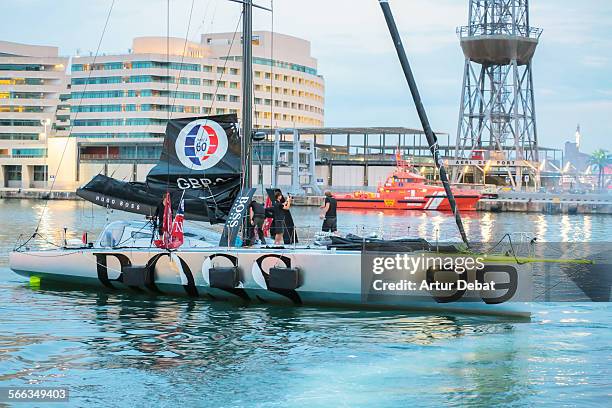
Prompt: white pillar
<box><xmin>21</xmin><ymin>165</ymin><xmax>32</xmax><ymax>189</ymax></box>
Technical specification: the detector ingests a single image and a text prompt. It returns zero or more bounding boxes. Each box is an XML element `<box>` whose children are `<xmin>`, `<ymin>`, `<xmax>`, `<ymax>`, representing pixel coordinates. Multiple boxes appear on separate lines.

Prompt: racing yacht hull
<box><xmin>9</xmin><ymin>247</ymin><xmax>531</xmax><ymax>318</ymax></box>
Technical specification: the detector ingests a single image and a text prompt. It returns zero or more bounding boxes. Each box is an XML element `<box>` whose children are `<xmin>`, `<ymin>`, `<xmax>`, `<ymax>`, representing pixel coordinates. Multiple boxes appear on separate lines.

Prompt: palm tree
<box><xmin>589</xmin><ymin>149</ymin><xmax>611</xmax><ymax>190</ymax></box>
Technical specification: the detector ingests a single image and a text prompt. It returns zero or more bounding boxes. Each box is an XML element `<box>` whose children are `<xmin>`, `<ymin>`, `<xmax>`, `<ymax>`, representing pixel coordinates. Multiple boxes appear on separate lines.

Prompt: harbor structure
<box><xmin>453</xmin><ymin>0</ymin><xmax>541</xmax><ymax>190</ymax></box>
<box><xmin>0</xmin><ymin>41</ymin><xmax>69</xmax><ymax>189</ymax></box>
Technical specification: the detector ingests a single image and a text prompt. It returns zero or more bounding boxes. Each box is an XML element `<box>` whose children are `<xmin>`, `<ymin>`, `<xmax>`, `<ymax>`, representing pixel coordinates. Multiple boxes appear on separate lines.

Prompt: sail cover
<box><xmin>76</xmin><ymin>114</ymin><xmax>242</xmax><ymax>223</ymax></box>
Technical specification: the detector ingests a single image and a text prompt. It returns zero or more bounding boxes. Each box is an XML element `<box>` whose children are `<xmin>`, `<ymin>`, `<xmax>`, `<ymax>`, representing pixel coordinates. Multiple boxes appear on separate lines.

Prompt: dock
<box><xmin>3</xmin><ymin>188</ymin><xmax>611</xmax><ymax>215</ymax></box>
<box><xmin>478</xmin><ymin>192</ymin><xmax>612</xmax><ymax>215</ymax></box>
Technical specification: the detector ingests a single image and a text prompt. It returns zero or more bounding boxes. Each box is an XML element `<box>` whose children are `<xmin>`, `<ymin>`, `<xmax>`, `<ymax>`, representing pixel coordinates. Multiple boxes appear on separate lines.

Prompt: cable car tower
<box><xmin>454</xmin><ymin>0</ymin><xmax>542</xmax><ymax>189</ymax></box>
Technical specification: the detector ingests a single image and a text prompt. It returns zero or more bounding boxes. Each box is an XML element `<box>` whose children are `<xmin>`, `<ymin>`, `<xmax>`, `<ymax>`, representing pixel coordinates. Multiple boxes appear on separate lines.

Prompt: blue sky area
<box><xmin>2</xmin><ymin>0</ymin><xmax>610</xmax><ymax>153</ymax></box>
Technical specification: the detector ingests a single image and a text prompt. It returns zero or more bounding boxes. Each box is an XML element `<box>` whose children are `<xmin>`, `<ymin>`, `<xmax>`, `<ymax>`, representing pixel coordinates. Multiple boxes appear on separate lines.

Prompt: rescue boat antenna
<box><xmin>378</xmin><ymin>0</ymin><xmax>470</xmax><ymax>247</ymax></box>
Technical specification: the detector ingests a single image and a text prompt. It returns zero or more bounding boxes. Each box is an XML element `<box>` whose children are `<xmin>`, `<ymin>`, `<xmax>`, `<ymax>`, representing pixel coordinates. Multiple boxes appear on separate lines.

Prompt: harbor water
<box><xmin>0</xmin><ymin>199</ymin><xmax>610</xmax><ymax>407</ymax></box>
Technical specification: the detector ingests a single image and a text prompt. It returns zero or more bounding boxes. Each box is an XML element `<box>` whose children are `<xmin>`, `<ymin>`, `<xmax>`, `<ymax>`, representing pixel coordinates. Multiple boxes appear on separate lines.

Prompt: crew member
<box><xmin>320</xmin><ymin>190</ymin><xmax>338</xmax><ymax>234</ymax></box>
<box><xmin>271</xmin><ymin>191</ymin><xmax>293</xmax><ymax>245</ymax></box>
<box><xmin>249</xmin><ymin>199</ymin><xmax>266</xmax><ymax>244</ymax></box>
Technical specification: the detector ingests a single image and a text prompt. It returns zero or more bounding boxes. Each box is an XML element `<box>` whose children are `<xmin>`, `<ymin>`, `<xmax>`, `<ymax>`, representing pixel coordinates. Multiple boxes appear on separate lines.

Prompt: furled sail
<box><xmin>76</xmin><ymin>114</ymin><xmax>242</xmax><ymax>223</ymax></box>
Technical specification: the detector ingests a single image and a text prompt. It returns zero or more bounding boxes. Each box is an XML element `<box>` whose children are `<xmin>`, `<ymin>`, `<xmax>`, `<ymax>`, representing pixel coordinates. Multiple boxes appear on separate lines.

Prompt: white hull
<box><xmin>9</xmin><ymin>246</ymin><xmax>531</xmax><ymax>318</ymax></box>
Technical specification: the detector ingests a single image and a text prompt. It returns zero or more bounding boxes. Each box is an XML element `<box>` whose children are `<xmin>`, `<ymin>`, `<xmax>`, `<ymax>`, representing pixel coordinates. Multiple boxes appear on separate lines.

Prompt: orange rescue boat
<box><xmin>335</xmin><ymin>152</ymin><xmax>482</xmax><ymax>211</ymax></box>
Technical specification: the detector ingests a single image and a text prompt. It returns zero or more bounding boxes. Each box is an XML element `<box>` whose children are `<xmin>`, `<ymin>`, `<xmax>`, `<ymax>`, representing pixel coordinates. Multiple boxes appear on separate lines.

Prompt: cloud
<box><xmin>582</xmin><ymin>56</ymin><xmax>610</xmax><ymax>68</ymax></box>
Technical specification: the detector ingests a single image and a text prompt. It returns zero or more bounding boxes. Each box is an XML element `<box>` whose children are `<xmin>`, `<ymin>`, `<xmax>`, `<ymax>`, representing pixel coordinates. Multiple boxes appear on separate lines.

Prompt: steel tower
<box><xmin>454</xmin><ymin>0</ymin><xmax>542</xmax><ymax>189</ymax></box>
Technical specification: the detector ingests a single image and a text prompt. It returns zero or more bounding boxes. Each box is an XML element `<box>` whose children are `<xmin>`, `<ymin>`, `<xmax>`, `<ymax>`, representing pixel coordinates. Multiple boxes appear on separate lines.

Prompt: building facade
<box><xmin>0</xmin><ymin>32</ymin><xmax>325</xmax><ymax>190</ymax></box>
<box><xmin>0</xmin><ymin>41</ymin><xmax>69</xmax><ymax>189</ymax></box>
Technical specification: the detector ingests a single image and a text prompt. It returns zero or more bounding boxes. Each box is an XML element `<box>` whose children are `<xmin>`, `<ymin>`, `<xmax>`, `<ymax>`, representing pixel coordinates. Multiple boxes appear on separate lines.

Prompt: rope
<box><xmin>16</xmin><ymin>0</ymin><xmax>116</xmax><ymax>251</ymax></box>
<box><xmin>169</xmin><ymin>0</ymin><xmax>196</xmax><ymax>119</ymax></box>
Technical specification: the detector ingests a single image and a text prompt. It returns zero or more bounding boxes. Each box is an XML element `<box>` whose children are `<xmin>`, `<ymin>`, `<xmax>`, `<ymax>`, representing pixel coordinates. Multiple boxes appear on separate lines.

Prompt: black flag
<box><xmin>77</xmin><ymin>114</ymin><xmax>242</xmax><ymax>224</ymax></box>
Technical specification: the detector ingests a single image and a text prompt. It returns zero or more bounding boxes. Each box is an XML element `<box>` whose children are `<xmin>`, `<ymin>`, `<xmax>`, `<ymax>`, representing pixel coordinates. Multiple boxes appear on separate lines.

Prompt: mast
<box><xmin>241</xmin><ymin>0</ymin><xmax>253</xmax><ymax>188</ymax></box>
<box><xmin>378</xmin><ymin>0</ymin><xmax>470</xmax><ymax>247</ymax></box>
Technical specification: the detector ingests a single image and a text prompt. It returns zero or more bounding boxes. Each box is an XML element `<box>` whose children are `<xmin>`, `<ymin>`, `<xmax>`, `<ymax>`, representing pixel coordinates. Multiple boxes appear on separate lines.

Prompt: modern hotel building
<box><xmin>0</xmin><ymin>41</ymin><xmax>69</xmax><ymax>188</ymax></box>
<box><xmin>1</xmin><ymin>32</ymin><xmax>325</xmax><ymax>190</ymax></box>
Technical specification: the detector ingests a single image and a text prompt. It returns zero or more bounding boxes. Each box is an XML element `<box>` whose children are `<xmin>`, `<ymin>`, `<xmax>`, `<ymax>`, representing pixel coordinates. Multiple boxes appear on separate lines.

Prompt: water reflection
<box><xmin>2</xmin><ymin>200</ymin><xmax>611</xmax><ymax>258</ymax></box>
<box><xmin>0</xmin><ymin>282</ymin><xmax>527</xmax><ymax>390</ymax></box>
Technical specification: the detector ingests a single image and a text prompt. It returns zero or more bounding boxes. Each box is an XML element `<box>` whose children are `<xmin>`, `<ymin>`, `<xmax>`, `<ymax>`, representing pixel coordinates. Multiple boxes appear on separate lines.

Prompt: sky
<box><xmin>1</xmin><ymin>0</ymin><xmax>611</xmax><ymax>153</ymax></box>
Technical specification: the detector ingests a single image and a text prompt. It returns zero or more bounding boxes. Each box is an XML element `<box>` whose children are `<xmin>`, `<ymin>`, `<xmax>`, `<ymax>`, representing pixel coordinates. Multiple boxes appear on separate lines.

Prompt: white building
<box><xmin>0</xmin><ymin>32</ymin><xmax>325</xmax><ymax>191</ymax></box>
<box><xmin>66</xmin><ymin>32</ymin><xmax>324</xmax><ymax>189</ymax></box>
<box><xmin>0</xmin><ymin>41</ymin><xmax>69</xmax><ymax>188</ymax></box>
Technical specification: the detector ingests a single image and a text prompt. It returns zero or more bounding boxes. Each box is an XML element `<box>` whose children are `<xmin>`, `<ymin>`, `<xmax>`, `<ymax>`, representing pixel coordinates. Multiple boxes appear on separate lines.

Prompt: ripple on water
<box><xmin>0</xmin><ymin>200</ymin><xmax>611</xmax><ymax>406</ymax></box>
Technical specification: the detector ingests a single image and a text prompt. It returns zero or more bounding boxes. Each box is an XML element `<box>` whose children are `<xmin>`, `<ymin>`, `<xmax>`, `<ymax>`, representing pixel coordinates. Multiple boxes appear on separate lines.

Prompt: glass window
<box><xmin>0</xmin><ymin>133</ymin><xmax>39</xmax><ymax>140</ymax></box>
<box><xmin>12</xmin><ymin>148</ymin><xmax>47</xmax><ymax>157</ymax></box>
<box><xmin>33</xmin><ymin>165</ymin><xmax>47</xmax><ymax>181</ymax></box>
<box><xmin>6</xmin><ymin>165</ymin><xmax>22</xmax><ymax>181</ymax></box>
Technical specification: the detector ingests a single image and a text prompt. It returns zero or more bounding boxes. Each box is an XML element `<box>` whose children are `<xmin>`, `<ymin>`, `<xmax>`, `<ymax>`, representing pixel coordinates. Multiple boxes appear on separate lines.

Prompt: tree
<box><xmin>589</xmin><ymin>149</ymin><xmax>611</xmax><ymax>190</ymax></box>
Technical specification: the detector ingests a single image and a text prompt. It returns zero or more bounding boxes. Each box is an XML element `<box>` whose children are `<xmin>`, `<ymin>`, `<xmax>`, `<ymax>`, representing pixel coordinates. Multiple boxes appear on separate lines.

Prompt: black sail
<box><xmin>76</xmin><ymin>114</ymin><xmax>242</xmax><ymax>223</ymax></box>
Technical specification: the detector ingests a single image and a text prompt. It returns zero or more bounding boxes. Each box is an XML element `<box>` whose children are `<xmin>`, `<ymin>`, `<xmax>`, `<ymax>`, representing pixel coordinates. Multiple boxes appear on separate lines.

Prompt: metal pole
<box><xmin>378</xmin><ymin>0</ymin><xmax>469</xmax><ymax>247</ymax></box>
<box><xmin>241</xmin><ymin>0</ymin><xmax>253</xmax><ymax>188</ymax></box>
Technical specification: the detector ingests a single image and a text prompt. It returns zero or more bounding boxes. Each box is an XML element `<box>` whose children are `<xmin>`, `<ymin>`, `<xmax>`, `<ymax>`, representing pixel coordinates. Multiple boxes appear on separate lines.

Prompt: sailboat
<box><xmin>8</xmin><ymin>0</ymin><xmax>536</xmax><ymax>318</ymax></box>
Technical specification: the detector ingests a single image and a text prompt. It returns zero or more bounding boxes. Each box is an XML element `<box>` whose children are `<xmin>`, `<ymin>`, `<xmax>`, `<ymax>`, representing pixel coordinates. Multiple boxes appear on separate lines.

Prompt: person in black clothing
<box><xmin>320</xmin><ymin>190</ymin><xmax>338</xmax><ymax>234</ymax></box>
<box><xmin>270</xmin><ymin>191</ymin><xmax>293</xmax><ymax>245</ymax></box>
<box><xmin>249</xmin><ymin>199</ymin><xmax>266</xmax><ymax>244</ymax></box>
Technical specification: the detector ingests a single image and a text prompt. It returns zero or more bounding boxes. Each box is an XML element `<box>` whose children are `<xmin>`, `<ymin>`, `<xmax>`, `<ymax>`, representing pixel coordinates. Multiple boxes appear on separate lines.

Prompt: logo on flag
<box><xmin>175</xmin><ymin>119</ymin><xmax>229</xmax><ymax>170</ymax></box>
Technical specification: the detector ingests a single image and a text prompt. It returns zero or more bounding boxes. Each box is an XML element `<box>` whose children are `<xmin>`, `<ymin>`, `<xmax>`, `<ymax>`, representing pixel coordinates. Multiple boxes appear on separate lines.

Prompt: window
<box><xmin>0</xmin><ymin>64</ymin><xmax>43</xmax><ymax>71</ymax></box>
<box><xmin>73</xmin><ymin>119</ymin><xmax>167</xmax><ymax>127</ymax></box>
<box><xmin>0</xmin><ymin>119</ymin><xmax>41</xmax><ymax>127</ymax></box>
<box><xmin>230</xmin><ymin>68</ymin><xmax>239</xmax><ymax>75</ymax></box>
<box><xmin>216</xmin><ymin>94</ymin><xmax>227</xmax><ymax>101</ymax></box>
<box><xmin>0</xmin><ymin>133</ymin><xmax>39</xmax><ymax>140</ymax></box>
<box><xmin>217</xmin><ymin>81</ymin><xmax>226</xmax><ymax>88</ymax></box>
<box><xmin>33</xmin><ymin>165</ymin><xmax>47</xmax><ymax>181</ymax></box>
<box><xmin>12</xmin><ymin>148</ymin><xmax>47</xmax><ymax>158</ymax></box>
<box><xmin>132</xmin><ymin>61</ymin><xmax>200</xmax><ymax>71</ymax></box>
<box><xmin>72</xmin><ymin>76</ymin><xmax>122</xmax><ymax>85</ymax></box>
<box><xmin>230</xmin><ymin>95</ymin><xmax>239</xmax><ymax>102</ymax></box>
<box><xmin>202</xmin><ymin>65</ymin><xmax>212</xmax><ymax>72</ymax></box>
<box><xmin>230</xmin><ymin>82</ymin><xmax>238</xmax><ymax>89</ymax></box>
<box><xmin>6</xmin><ymin>165</ymin><xmax>21</xmax><ymax>181</ymax></box>
<box><xmin>217</xmin><ymin>67</ymin><xmax>226</xmax><ymax>74</ymax></box>
<box><xmin>216</xmin><ymin>108</ymin><xmax>225</xmax><ymax>114</ymax></box>
<box><xmin>202</xmin><ymin>79</ymin><xmax>214</xmax><ymax>86</ymax></box>
<box><xmin>72</xmin><ymin>132</ymin><xmax>164</xmax><ymax>139</ymax></box>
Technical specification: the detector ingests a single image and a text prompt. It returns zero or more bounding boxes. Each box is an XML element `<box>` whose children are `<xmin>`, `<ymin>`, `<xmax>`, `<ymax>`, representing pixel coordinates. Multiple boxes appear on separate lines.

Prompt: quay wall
<box><xmin>3</xmin><ymin>188</ymin><xmax>611</xmax><ymax>215</ymax></box>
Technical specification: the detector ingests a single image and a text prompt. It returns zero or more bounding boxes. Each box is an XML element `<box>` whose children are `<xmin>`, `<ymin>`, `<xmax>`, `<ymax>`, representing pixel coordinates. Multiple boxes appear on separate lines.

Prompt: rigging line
<box><xmin>170</xmin><ymin>12</ymin><xmax>242</xmax><ymax>210</ymax></box>
<box><xmin>166</xmin><ymin>0</ymin><xmax>171</xmax><ymax>192</ymax></box>
<box><xmin>263</xmin><ymin>0</ymin><xmax>273</xmax><ymax>196</ymax></box>
<box><xmin>193</xmin><ymin>0</ymin><xmax>212</xmax><ymax>36</ymax></box>
<box><xmin>270</xmin><ymin>0</ymin><xmax>274</xmax><ymax>131</ymax></box>
<box><xmin>29</xmin><ymin>0</ymin><xmax>116</xmax><ymax>239</ymax></box>
<box><xmin>206</xmin><ymin>12</ymin><xmax>242</xmax><ymax>115</ymax></box>
<box><xmin>169</xmin><ymin>0</ymin><xmax>196</xmax><ymax>118</ymax></box>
